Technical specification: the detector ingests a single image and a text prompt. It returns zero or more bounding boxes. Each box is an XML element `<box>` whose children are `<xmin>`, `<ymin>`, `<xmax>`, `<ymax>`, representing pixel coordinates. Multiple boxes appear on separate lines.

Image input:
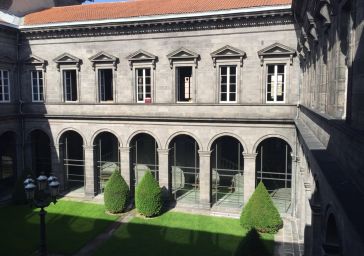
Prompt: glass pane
<box><xmin>145</xmin><ymin>68</ymin><xmax>151</xmax><ymax>76</ymax></box>
<box><xmin>230</xmin><ymin>75</ymin><xmax>236</xmax><ymax>84</ymax></box>
<box><xmin>229</xmin><ymin>93</ymin><xmax>236</xmax><ymax>102</ymax></box>
<box><xmin>220</xmin><ymin>67</ymin><xmax>227</xmax><ymax>75</ymax></box>
<box><xmin>268</xmin><ymin>65</ymin><xmax>274</xmax><ymax>74</ymax></box>
<box><xmin>230</xmin><ymin>66</ymin><xmax>236</xmax><ymax>75</ymax></box>
<box><xmin>137</xmin><ymin>69</ymin><xmax>143</xmax><ymax>76</ymax></box>
<box><xmin>230</xmin><ymin>83</ymin><xmax>236</xmax><ymax>93</ymax></box>
<box><xmin>221</xmin><ymin>76</ymin><xmax>227</xmax><ymax>84</ymax></box>
<box><xmin>221</xmin><ymin>93</ymin><xmax>227</xmax><ymax>102</ymax></box>
<box><xmin>278</xmin><ymin>64</ymin><xmax>285</xmax><ymax>73</ymax></box>
<box><xmin>3</xmin><ymin>71</ymin><xmax>8</xmax><ymax>79</ymax></box>
<box><xmin>221</xmin><ymin>84</ymin><xmax>227</xmax><ymax>93</ymax></box>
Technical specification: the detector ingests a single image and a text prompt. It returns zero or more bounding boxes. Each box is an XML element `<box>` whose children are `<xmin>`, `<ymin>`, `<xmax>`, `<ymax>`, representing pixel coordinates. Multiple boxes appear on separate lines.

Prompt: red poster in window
<box><xmin>144</xmin><ymin>98</ymin><xmax>152</xmax><ymax>104</ymax></box>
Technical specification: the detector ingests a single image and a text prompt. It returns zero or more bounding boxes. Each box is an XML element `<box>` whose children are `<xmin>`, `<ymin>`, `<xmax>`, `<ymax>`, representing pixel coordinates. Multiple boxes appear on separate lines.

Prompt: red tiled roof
<box><xmin>24</xmin><ymin>0</ymin><xmax>291</xmax><ymax>25</ymax></box>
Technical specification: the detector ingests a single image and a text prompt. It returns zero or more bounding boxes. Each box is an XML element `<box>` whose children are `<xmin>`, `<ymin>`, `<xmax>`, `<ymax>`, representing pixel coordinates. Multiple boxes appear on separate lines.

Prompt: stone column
<box><xmin>84</xmin><ymin>145</ymin><xmax>96</xmax><ymax>197</ymax></box>
<box><xmin>243</xmin><ymin>153</ymin><xmax>257</xmax><ymax>205</ymax></box>
<box><xmin>119</xmin><ymin>147</ymin><xmax>131</xmax><ymax>187</ymax></box>
<box><xmin>50</xmin><ymin>144</ymin><xmax>63</xmax><ymax>189</ymax></box>
<box><xmin>16</xmin><ymin>142</ymin><xmax>24</xmax><ymax>176</ymax></box>
<box><xmin>199</xmin><ymin>150</ymin><xmax>211</xmax><ymax>208</ymax></box>
<box><xmin>158</xmin><ymin>149</ymin><xmax>170</xmax><ymax>201</ymax></box>
<box><xmin>24</xmin><ymin>141</ymin><xmax>33</xmax><ymax>172</ymax></box>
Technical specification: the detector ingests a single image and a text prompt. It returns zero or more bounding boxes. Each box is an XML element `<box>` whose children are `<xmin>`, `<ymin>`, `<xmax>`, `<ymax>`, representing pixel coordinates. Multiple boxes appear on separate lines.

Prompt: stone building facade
<box><xmin>0</xmin><ymin>0</ymin><xmax>363</xmax><ymax>255</ymax></box>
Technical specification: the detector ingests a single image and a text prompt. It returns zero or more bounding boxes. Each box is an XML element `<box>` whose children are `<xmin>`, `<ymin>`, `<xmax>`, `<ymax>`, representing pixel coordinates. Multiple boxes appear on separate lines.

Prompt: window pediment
<box><xmin>210</xmin><ymin>45</ymin><xmax>246</xmax><ymax>67</ymax></box>
<box><xmin>89</xmin><ymin>51</ymin><xmax>119</xmax><ymax>71</ymax></box>
<box><xmin>24</xmin><ymin>55</ymin><xmax>47</xmax><ymax>71</ymax></box>
<box><xmin>167</xmin><ymin>47</ymin><xmax>199</xmax><ymax>68</ymax></box>
<box><xmin>127</xmin><ymin>50</ymin><xmax>157</xmax><ymax>70</ymax></box>
<box><xmin>258</xmin><ymin>43</ymin><xmax>296</xmax><ymax>66</ymax></box>
<box><xmin>53</xmin><ymin>53</ymin><xmax>82</xmax><ymax>71</ymax></box>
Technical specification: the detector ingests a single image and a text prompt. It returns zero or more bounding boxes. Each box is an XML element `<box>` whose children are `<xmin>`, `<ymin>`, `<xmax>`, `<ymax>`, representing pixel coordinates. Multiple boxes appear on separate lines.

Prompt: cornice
<box><xmin>20</xmin><ymin>11</ymin><xmax>293</xmax><ymax>40</ymax></box>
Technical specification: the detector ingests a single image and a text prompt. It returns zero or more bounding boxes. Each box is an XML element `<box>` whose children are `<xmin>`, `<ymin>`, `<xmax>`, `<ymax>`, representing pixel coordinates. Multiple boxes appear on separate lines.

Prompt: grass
<box><xmin>0</xmin><ymin>200</ymin><xmax>118</xmax><ymax>255</ymax></box>
<box><xmin>93</xmin><ymin>211</ymin><xmax>274</xmax><ymax>256</ymax></box>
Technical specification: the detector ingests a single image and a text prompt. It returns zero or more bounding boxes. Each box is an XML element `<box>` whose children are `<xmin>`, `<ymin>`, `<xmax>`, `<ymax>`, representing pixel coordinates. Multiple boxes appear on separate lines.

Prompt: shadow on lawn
<box><xmin>93</xmin><ymin>220</ymin><xmax>275</xmax><ymax>256</ymax></box>
<box><xmin>0</xmin><ymin>205</ymin><xmax>116</xmax><ymax>256</ymax></box>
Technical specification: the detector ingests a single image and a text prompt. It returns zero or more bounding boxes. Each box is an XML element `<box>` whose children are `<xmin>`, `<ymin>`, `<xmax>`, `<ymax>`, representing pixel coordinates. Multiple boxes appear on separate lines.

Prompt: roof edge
<box><xmin>20</xmin><ymin>4</ymin><xmax>292</xmax><ymax>29</ymax></box>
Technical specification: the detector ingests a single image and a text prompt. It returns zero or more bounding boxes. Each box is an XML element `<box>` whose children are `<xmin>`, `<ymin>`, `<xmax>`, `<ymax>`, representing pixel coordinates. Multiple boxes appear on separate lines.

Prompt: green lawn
<box><xmin>0</xmin><ymin>200</ymin><xmax>118</xmax><ymax>255</ymax></box>
<box><xmin>93</xmin><ymin>211</ymin><xmax>274</xmax><ymax>256</ymax></box>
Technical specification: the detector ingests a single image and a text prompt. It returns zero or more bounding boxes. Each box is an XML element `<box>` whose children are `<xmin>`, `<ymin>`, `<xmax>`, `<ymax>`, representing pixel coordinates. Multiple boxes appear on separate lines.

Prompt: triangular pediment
<box><xmin>53</xmin><ymin>53</ymin><xmax>81</xmax><ymax>64</ymax></box>
<box><xmin>24</xmin><ymin>55</ymin><xmax>47</xmax><ymax>65</ymax></box>
<box><xmin>211</xmin><ymin>45</ymin><xmax>246</xmax><ymax>58</ymax></box>
<box><xmin>167</xmin><ymin>47</ymin><xmax>199</xmax><ymax>59</ymax></box>
<box><xmin>0</xmin><ymin>55</ymin><xmax>15</xmax><ymax>64</ymax></box>
<box><xmin>127</xmin><ymin>50</ymin><xmax>157</xmax><ymax>61</ymax></box>
<box><xmin>89</xmin><ymin>51</ymin><xmax>118</xmax><ymax>62</ymax></box>
<box><xmin>258</xmin><ymin>43</ymin><xmax>296</xmax><ymax>57</ymax></box>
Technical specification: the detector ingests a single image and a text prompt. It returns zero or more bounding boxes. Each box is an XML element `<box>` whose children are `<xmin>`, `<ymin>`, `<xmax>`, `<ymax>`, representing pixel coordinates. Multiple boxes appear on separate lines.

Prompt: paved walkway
<box><xmin>74</xmin><ymin>209</ymin><xmax>135</xmax><ymax>256</ymax></box>
<box><xmin>274</xmin><ymin>217</ymin><xmax>304</xmax><ymax>256</ymax></box>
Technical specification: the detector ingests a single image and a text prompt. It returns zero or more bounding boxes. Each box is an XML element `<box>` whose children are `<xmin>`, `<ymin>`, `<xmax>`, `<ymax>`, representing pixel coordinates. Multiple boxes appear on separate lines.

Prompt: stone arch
<box><xmin>207</xmin><ymin>132</ymin><xmax>247</xmax><ymax>153</ymax></box>
<box><xmin>252</xmin><ymin>134</ymin><xmax>294</xmax><ymax>154</ymax></box>
<box><xmin>56</xmin><ymin>127</ymin><xmax>87</xmax><ymax>146</ymax></box>
<box><xmin>323</xmin><ymin>209</ymin><xmax>342</xmax><ymax>255</ymax></box>
<box><xmin>165</xmin><ymin>131</ymin><xmax>203</xmax><ymax>150</ymax></box>
<box><xmin>26</xmin><ymin>128</ymin><xmax>53</xmax><ymax>144</ymax></box>
<box><xmin>0</xmin><ymin>129</ymin><xmax>19</xmax><ymax>138</ymax></box>
<box><xmin>91</xmin><ymin>128</ymin><xmax>122</xmax><ymax>147</ymax></box>
<box><xmin>127</xmin><ymin>130</ymin><xmax>161</xmax><ymax>149</ymax></box>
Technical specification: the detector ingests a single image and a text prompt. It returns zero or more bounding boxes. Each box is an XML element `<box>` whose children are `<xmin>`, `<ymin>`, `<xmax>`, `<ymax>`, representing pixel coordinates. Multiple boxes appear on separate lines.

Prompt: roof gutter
<box><xmin>20</xmin><ymin>4</ymin><xmax>291</xmax><ymax>29</ymax></box>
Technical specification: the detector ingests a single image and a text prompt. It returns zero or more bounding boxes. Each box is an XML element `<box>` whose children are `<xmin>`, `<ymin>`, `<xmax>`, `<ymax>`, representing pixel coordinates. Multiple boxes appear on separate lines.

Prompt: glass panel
<box><xmin>221</xmin><ymin>76</ymin><xmax>227</xmax><ymax>84</ymax></box>
<box><xmin>230</xmin><ymin>66</ymin><xmax>236</xmax><ymax>75</ymax></box>
<box><xmin>221</xmin><ymin>84</ymin><xmax>227</xmax><ymax>93</ymax></box>
<box><xmin>221</xmin><ymin>93</ymin><xmax>227</xmax><ymax>102</ymax></box>
<box><xmin>278</xmin><ymin>64</ymin><xmax>285</xmax><ymax>73</ymax></box>
<box><xmin>268</xmin><ymin>65</ymin><xmax>274</xmax><ymax>74</ymax></box>
<box><xmin>229</xmin><ymin>93</ymin><xmax>236</xmax><ymax>102</ymax></box>
<box><xmin>220</xmin><ymin>67</ymin><xmax>227</xmax><ymax>75</ymax></box>
<box><xmin>230</xmin><ymin>83</ymin><xmax>236</xmax><ymax>93</ymax></box>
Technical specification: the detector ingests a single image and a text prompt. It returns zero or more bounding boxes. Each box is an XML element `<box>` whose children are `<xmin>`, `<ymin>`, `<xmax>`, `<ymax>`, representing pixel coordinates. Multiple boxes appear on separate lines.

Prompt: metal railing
<box><xmin>133</xmin><ymin>163</ymin><xmax>159</xmax><ymax>185</ymax></box>
<box><xmin>64</xmin><ymin>158</ymin><xmax>85</xmax><ymax>191</ymax></box>
<box><xmin>212</xmin><ymin>168</ymin><xmax>244</xmax><ymax>208</ymax></box>
<box><xmin>171</xmin><ymin>165</ymin><xmax>199</xmax><ymax>204</ymax></box>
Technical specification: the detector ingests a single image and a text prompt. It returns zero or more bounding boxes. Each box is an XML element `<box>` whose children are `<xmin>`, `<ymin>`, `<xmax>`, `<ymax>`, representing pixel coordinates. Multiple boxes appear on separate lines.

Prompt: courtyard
<box><xmin>0</xmin><ymin>200</ymin><xmax>274</xmax><ymax>256</ymax></box>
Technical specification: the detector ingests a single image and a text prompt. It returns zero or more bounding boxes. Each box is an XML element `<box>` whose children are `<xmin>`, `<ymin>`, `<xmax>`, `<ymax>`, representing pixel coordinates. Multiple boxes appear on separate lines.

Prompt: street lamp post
<box><xmin>24</xmin><ymin>173</ymin><xmax>60</xmax><ymax>256</ymax></box>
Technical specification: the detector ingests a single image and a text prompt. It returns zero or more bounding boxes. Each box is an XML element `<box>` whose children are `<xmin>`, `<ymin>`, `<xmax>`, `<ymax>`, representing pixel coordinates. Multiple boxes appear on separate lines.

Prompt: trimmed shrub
<box><xmin>135</xmin><ymin>171</ymin><xmax>162</xmax><ymax>217</ymax></box>
<box><xmin>12</xmin><ymin>168</ymin><xmax>33</xmax><ymax>205</ymax></box>
<box><xmin>234</xmin><ymin>228</ymin><xmax>270</xmax><ymax>256</ymax></box>
<box><xmin>240</xmin><ymin>181</ymin><xmax>283</xmax><ymax>233</ymax></box>
<box><xmin>104</xmin><ymin>169</ymin><xmax>129</xmax><ymax>214</ymax></box>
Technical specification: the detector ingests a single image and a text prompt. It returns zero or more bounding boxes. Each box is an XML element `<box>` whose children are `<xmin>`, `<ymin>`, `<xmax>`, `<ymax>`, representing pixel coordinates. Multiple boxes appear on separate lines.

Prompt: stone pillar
<box><xmin>119</xmin><ymin>147</ymin><xmax>131</xmax><ymax>187</ymax></box>
<box><xmin>84</xmin><ymin>145</ymin><xmax>96</xmax><ymax>197</ymax></box>
<box><xmin>158</xmin><ymin>149</ymin><xmax>170</xmax><ymax>201</ymax></box>
<box><xmin>243</xmin><ymin>153</ymin><xmax>257</xmax><ymax>205</ymax></box>
<box><xmin>16</xmin><ymin>142</ymin><xmax>24</xmax><ymax>176</ymax></box>
<box><xmin>199</xmin><ymin>150</ymin><xmax>211</xmax><ymax>208</ymax></box>
<box><xmin>50</xmin><ymin>144</ymin><xmax>63</xmax><ymax>189</ymax></box>
<box><xmin>304</xmin><ymin>182</ymin><xmax>313</xmax><ymax>256</ymax></box>
<box><xmin>24</xmin><ymin>141</ymin><xmax>33</xmax><ymax>172</ymax></box>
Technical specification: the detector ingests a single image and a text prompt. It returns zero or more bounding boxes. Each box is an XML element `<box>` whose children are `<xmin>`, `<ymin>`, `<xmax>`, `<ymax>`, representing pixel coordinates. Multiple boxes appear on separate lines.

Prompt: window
<box><xmin>31</xmin><ymin>70</ymin><xmax>44</xmax><ymax>102</ymax></box>
<box><xmin>63</xmin><ymin>70</ymin><xmax>78</xmax><ymax>102</ymax></box>
<box><xmin>136</xmin><ymin>68</ymin><xmax>151</xmax><ymax>103</ymax></box>
<box><xmin>176</xmin><ymin>67</ymin><xmax>192</xmax><ymax>102</ymax></box>
<box><xmin>0</xmin><ymin>70</ymin><xmax>10</xmax><ymax>102</ymax></box>
<box><xmin>220</xmin><ymin>66</ymin><xmax>237</xmax><ymax>103</ymax></box>
<box><xmin>266</xmin><ymin>64</ymin><xmax>286</xmax><ymax>102</ymax></box>
<box><xmin>98</xmin><ymin>69</ymin><xmax>113</xmax><ymax>102</ymax></box>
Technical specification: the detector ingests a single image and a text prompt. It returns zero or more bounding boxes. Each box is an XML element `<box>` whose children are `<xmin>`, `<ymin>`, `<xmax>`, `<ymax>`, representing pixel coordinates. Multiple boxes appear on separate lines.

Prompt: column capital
<box><xmin>243</xmin><ymin>153</ymin><xmax>258</xmax><ymax>159</ymax></box>
<box><xmin>83</xmin><ymin>145</ymin><xmax>94</xmax><ymax>151</ymax></box>
<box><xmin>157</xmin><ymin>149</ymin><xmax>170</xmax><ymax>155</ymax></box>
<box><xmin>119</xmin><ymin>146</ymin><xmax>130</xmax><ymax>153</ymax></box>
<box><xmin>49</xmin><ymin>143</ymin><xmax>60</xmax><ymax>150</ymax></box>
<box><xmin>198</xmin><ymin>150</ymin><xmax>211</xmax><ymax>157</ymax></box>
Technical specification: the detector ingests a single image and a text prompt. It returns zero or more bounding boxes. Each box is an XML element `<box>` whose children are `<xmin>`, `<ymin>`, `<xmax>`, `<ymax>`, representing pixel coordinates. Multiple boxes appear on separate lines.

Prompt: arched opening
<box><xmin>256</xmin><ymin>137</ymin><xmax>292</xmax><ymax>213</ymax></box>
<box><xmin>0</xmin><ymin>131</ymin><xmax>17</xmax><ymax>194</ymax></box>
<box><xmin>210</xmin><ymin>136</ymin><xmax>244</xmax><ymax>208</ymax></box>
<box><xmin>59</xmin><ymin>131</ymin><xmax>84</xmax><ymax>193</ymax></box>
<box><xmin>323</xmin><ymin>213</ymin><xmax>341</xmax><ymax>255</ymax></box>
<box><xmin>30</xmin><ymin>130</ymin><xmax>51</xmax><ymax>177</ymax></box>
<box><xmin>93</xmin><ymin>132</ymin><xmax>120</xmax><ymax>194</ymax></box>
<box><xmin>168</xmin><ymin>135</ymin><xmax>199</xmax><ymax>205</ymax></box>
<box><xmin>129</xmin><ymin>133</ymin><xmax>159</xmax><ymax>193</ymax></box>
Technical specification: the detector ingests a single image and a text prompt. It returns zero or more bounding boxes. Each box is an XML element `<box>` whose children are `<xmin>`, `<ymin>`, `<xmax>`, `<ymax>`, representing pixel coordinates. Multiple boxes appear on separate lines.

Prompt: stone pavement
<box><xmin>274</xmin><ymin>217</ymin><xmax>304</xmax><ymax>256</ymax></box>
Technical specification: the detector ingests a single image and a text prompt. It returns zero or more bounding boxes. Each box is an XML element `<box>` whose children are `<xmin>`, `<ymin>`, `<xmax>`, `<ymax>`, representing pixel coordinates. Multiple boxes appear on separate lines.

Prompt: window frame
<box><xmin>0</xmin><ymin>69</ymin><xmax>11</xmax><ymax>103</ymax></box>
<box><xmin>173</xmin><ymin>63</ymin><xmax>196</xmax><ymax>103</ymax></box>
<box><xmin>265</xmin><ymin>63</ymin><xmax>287</xmax><ymax>103</ymax></box>
<box><xmin>62</xmin><ymin>68</ymin><xmax>79</xmax><ymax>103</ymax></box>
<box><xmin>96</xmin><ymin>67</ymin><xmax>115</xmax><ymax>103</ymax></box>
<box><xmin>31</xmin><ymin>69</ymin><xmax>45</xmax><ymax>103</ymax></box>
<box><xmin>219</xmin><ymin>65</ymin><xmax>238</xmax><ymax>103</ymax></box>
<box><xmin>135</xmin><ymin>67</ymin><xmax>152</xmax><ymax>103</ymax></box>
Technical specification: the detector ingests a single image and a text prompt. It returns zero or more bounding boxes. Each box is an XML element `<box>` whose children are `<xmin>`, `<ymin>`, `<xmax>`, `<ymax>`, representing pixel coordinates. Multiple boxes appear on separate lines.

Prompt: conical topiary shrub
<box><xmin>104</xmin><ymin>169</ymin><xmax>129</xmax><ymax>214</ymax></box>
<box><xmin>240</xmin><ymin>181</ymin><xmax>283</xmax><ymax>233</ymax></box>
<box><xmin>135</xmin><ymin>171</ymin><xmax>162</xmax><ymax>217</ymax></box>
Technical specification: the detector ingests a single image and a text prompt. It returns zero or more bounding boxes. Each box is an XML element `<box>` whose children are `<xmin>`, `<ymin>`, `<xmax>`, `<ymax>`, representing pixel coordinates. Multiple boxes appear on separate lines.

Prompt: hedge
<box><xmin>240</xmin><ymin>181</ymin><xmax>283</xmax><ymax>234</ymax></box>
<box><xmin>104</xmin><ymin>169</ymin><xmax>129</xmax><ymax>213</ymax></box>
<box><xmin>135</xmin><ymin>171</ymin><xmax>162</xmax><ymax>217</ymax></box>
